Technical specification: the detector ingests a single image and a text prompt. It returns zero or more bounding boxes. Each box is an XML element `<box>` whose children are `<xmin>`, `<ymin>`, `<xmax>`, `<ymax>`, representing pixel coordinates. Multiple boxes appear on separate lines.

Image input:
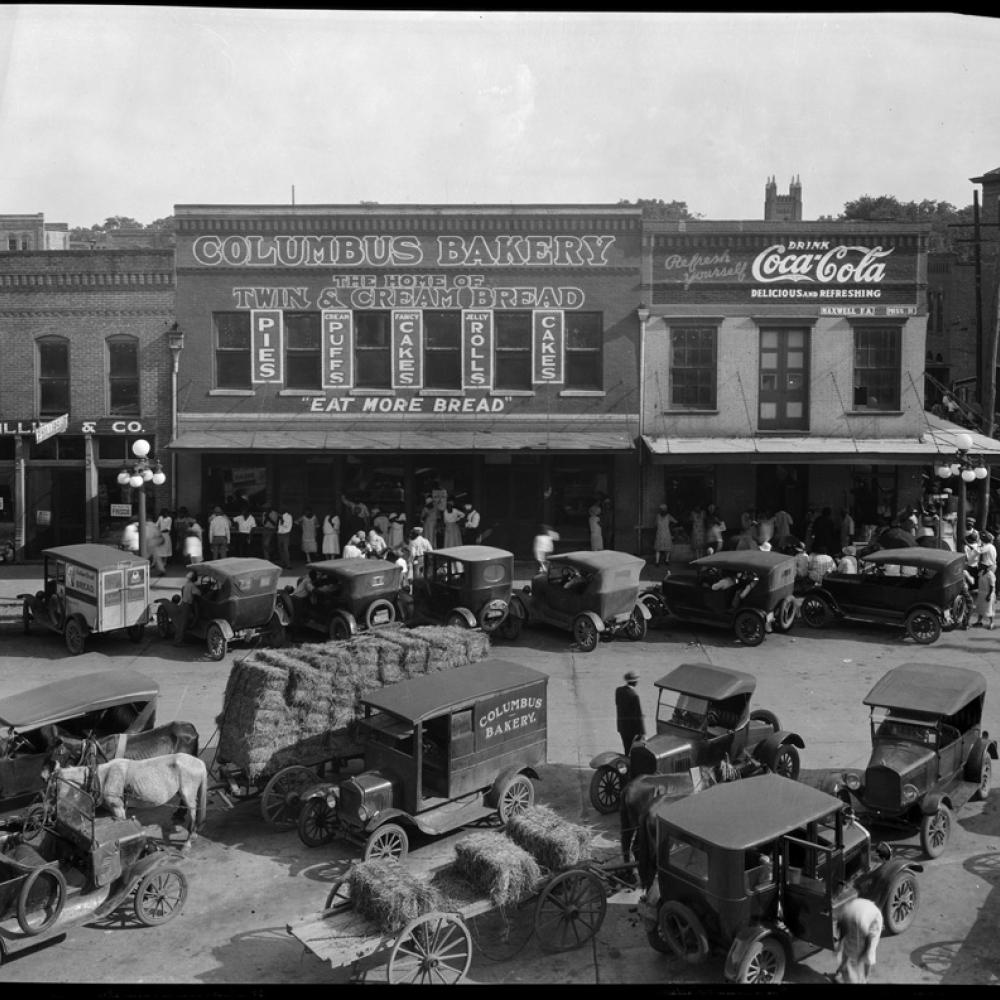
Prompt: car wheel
<box><xmin>64</xmin><ymin>616</ymin><xmax>86</xmax><ymax>656</ymax></box>
<box><xmin>749</xmin><ymin>708</ymin><xmax>781</xmax><ymax>731</ymax></box>
<box><xmin>446</xmin><ymin>610</ymin><xmax>470</xmax><ymax>629</ymax></box>
<box><xmin>919</xmin><ymin>804</ymin><xmax>951</xmax><ymax>858</ymax></box>
<box><xmin>16</xmin><ymin>866</ymin><xmax>67</xmax><ymax>936</ymax></box>
<box><xmin>774</xmin><ymin>596</ymin><xmax>797</xmax><ymax>633</ymax></box>
<box><xmin>657</xmin><ymin>900</ymin><xmax>709</xmax><ymax>965</ymax></box>
<box><xmin>734</xmin><ymin>934</ymin><xmax>786</xmax><ymax>984</ymax></box>
<box><xmin>206</xmin><ymin>622</ymin><xmax>228</xmax><ymax>661</ymax></box>
<box><xmin>364</xmin><ymin>822</ymin><xmax>409</xmax><ymax>862</ymax></box>
<box><xmin>298</xmin><ymin>797</ymin><xmax>338</xmax><ymax>847</ymax></box>
<box><xmin>771</xmin><ymin>743</ymin><xmax>800</xmax><ymax>780</ymax></box>
<box><xmin>497</xmin><ymin>774</ymin><xmax>534</xmax><ymax>824</ymax></box>
<box><xmin>624</xmin><ymin>607</ymin><xmax>648</xmax><ymax>641</ymax></box>
<box><xmin>572</xmin><ymin>615</ymin><xmax>599</xmax><ymax>652</ymax></box>
<box><xmin>733</xmin><ymin>609</ymin><xmax>766</xmax><ymax>646</ymax></box>
<box><xmin>497</xmin><ymin>613</ymin><xmax>522</xmax><ymax>641</ymax></box>
<box><xmin>799</xmin><ymin>593</ymin><xmax>831</xmax><ymax>627</ymax></box>
<box><xmin>156</xmin><ymin>603</ymin><xmax>174</xmax><ymax>640</ymax></box>
<box><xmin>328</xmin><ymin>615</ymin><xmax>351</xmax><ymax>641</ymax></box>
<box><xmin>968</xmin><ymin>751</ymin><xmax>992</xmax><ymax>801</ymax></box>
<box><xmin>589</xmin><ymin>765</ymin><xmax>625</xmax><ymax>814</ymax></box>
<box><xmin>365</xmin><ymin>598</ymin><xmax>396</xmax><ymax>630</ymax></box>
<box><xmin>881</xmin><ymin>870</ymin><xmax>920</xmax><ymax>934</ymax></box>
<box><xmin>905</xmin><ymin>609</ymin><xmax>942</xmax><ymax>644</ymax></box>
<box><xmin>133</xmin><ymin>867</ymin><xmax>188</xmax><ymax>926</ymax></box>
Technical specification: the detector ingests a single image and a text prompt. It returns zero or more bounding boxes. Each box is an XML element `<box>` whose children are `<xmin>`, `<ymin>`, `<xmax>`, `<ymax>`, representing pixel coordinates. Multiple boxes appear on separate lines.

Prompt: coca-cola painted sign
<box><xmin>750</xmin><ymin>243</ymin><xmax>893</xmax><ymax>284</ymax></box>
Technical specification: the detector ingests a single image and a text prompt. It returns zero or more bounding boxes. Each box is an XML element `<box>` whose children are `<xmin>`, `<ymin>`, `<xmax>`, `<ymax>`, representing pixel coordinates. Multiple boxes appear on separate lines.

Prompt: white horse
<box><xmin>54</xmin><ymin>752</ymin><xmax>208</xmax><ymax>846</ymax></box>
<box><xmin>833</xmin><ymin>896</ymin><xmax>883</xmax><ymax>983</ymax></box>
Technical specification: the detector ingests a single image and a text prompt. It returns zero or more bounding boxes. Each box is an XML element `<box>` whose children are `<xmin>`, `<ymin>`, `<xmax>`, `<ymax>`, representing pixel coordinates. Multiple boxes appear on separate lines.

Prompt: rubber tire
<box><xmin>16</xmin><ymin>866</ymin><xmax>66</xmax><ymax>936</ymax></box>
<box><xmin>589</xmin><ymin>765</ymin><xmax>625</xmax><ymax>814</ymax></box>
<box><xmin>771</xmin><ymin>743</ymin><xmax>801</xmax><ymax>780</ymax></box>
<box><xmin>749</xmin><ymin>708</ymin><xmax>781</xmax><ymax>732</ymax></box>
<box><xmin>734</xmin><ymin>609</ymin><xmax>766</xmax><ymax>646</ymax></box>
<box><xmin>919</xmin><ymin>804</ymin><xmax>951</xmax><ymax>858</ymax></box>
<box><xmin>365</xmin><ymin>598</ymin><xmax>396</xmax><ymax>630</ymax></box>
<box><xmin>800</xmin><ymin>593</ymin><xmax>831</xmax><ymax>628</ymax></box>
<box><xmin>206</xmin><ymin>622</ymin><xmax>228</xmax><ymax>660</ymax></box>
<box><xmin>734</xmin><ymin>934</ymin><xmax>787</xmax><ymax>984</ymax></box>
<box><xmin>905</xmin><ymin>608</ymin><xmax>942</xmax><ymax>645</ymax></box>
<box><xmin>497</xmin><ymin>614</ymin><xmax>522</xmax><ymax>641</ymax></box>
<box><xmin>126</xmin><ymin>623</ymin><xmax>145</xmax><ymax>643</ymax></box>
<box><xmin>364</xmin><ymin>822</ymin><xmax>409</xmax><ymax>862</ymax></box>
<box><xmin>328</xmin><ymin>615</ymin><xmax>351</xmax><ymax>641</ymax></box>
<box><xmin>298</xmin><ymin>797</ymin><xmax>338</xmax><ymax>848</ymax></box>
<box><xmin>573</xmin><ymin>615</ymin><xmax>599</xmax><ymax>652</ymax></box>
<box><xmin>881</xmin><ymin>870</ymin><xmax>921</xmax><ymax>934</ymax></box>
<box><xmin>133</xmin><ymin>867</ymin><xmax>188</xmax><ymax>926</ymax></box>
<box><xmin>156</xmin><ymin>603</ymin><xmax>174</xmax><ymax>640</ymax></box>
<box><xmin>64</xmin><ymin>616</ymin><xmax>86</xmax><ymax>656</ymax></box>
<box><xmin>497</xmin><ymin>774</ymin><xmax>534</xmax><ymax>824</ymax></box>
<box><xmin>446</xmin><ymin>610</ymin><xmax>470</xmax><ymax>629</ymax></box>
<box><xmin>774</xmin><ymin>596</ymin><xmax>797</xmax><ymax>633</ymax></box>
<box><xmin>969</xmin><ymin>751</ymin><xmax>992</xmax><ymax>802</ymax></box>
<box><xmin>624</xmin><ymin>607</ymin><xmax>648</xmax><ymax>642</ymax></box>
<box><xmin>657</xmin><ymin>900</ymin><xmax>710</xmax><ymax>965</ymax></box>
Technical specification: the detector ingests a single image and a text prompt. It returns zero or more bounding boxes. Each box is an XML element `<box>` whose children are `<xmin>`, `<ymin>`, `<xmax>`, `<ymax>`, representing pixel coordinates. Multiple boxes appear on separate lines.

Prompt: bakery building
<box><xmin>170</xmin><ymin>205</ymin><xmax>643</xmax><ymax>554</ymax></box>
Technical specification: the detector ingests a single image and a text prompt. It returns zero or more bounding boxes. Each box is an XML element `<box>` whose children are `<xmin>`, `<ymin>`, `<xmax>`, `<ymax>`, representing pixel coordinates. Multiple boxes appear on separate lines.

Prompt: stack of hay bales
<box><xmin>340</xmin><ymin>860</ymin><xmax>446</xmax><ymax>934</ymax></box>
<box><xmin>452</xmin><ymin>832</ymin><xmax>542</xmax><ymax>908</ymax></box>
<box><xmin>216</xmin><ymin>626</ymin><xmax>490</xmax><ymax>783</ymax></box>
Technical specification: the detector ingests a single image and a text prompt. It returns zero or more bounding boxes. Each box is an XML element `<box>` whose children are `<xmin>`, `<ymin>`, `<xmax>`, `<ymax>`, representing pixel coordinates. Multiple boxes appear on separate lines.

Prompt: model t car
<box><xmin>0</xmin><ymin>769</ymin><xmax>187</xmax><ymax>961</ymax></box>
<box><xmin>640</xmin><ymin>551</ymin><xmax>797</xmax><ymax>647</ymax></box>
<box><xmin>22</xmin><ymin>544</ymin><xmax>151</xmax><ymax>655</ymax></box>
<box><xmin>155</xmin><ymin>557</ymin><xmax>289</xmax><ymax>660</ymax></box>
<box><xmin>295</xmin><ymin>659</ymin><xmax>547</xmax><ymax>860</ymax></box>
<box><xmin>279</xmin><ymin>558</ymin><xmax>404</xmax><ymax>640</ymax></box>
<box><xmin>0</xmin><ymin>671</ymin><xmax>160</xmax><ymax>820</ymax></box>
<box><xmin>588</xmin><ymin>664</ymin><xmax>803</xmax><ymax>814</ymax></box>
<box><xmin>505</xmin><ymin>550</ymin><xmax>651</xmax><ymax>651</ymax></box>
<box><xmin>406</xmin><ymin>545</ymin><xmax>516</xmax><ymax>635</ymax></box>
<box><xmin>817</xmin><ymin>663</ymin><xmax>997</xmax><ymax>859</ymax></box>
<box><xmin>799</xmin><ymin>547</ymin><xmax>971</xmax><ymax>644</ymax></box>
<box><xmin>640</xmin><ymin>774</ymin><xmax>923</xmax><ymax>984</ymax></box>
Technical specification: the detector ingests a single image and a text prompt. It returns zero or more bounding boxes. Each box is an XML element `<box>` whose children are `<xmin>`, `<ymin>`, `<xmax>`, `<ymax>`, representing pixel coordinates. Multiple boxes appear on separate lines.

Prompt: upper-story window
<box><xmin>853</xmin><ymin>325</ymin><xmax>901</xmax><ymax>411</ymax></box>
<box><xmin>669</xmin><ymin>326</ymin><xmax>717</xmax><ymax>410</ymax></box>
<box><xmin>214</xmin><ymin>313</ymin><xmax>251</xmax><ymax>389</ymax></box>
<box><xmin>494</xmin><ymin>312</ymin><xmax>532</xmax><ymax>391</ymax></box>
<box><xmin>38</xmin><ymin>337</ymin><xmax>70</xmax><ymax>416</ymax></box>
<box><xmin>108</xmin><ymin>336</ymin><xmax>139</xmax><ymax>415</ymax></box>
<box><xmin>565</xmin><ymin>312</ymin><xmax>603</xmax><ymax>389</ymax></box>
<box><xmin>424</xmin><ymin>310</ymin><xmax>461</xmax><ymax>389</ymax></box>
<box><xmin>285</xmin><ymin>312</ymin><xmax>321</xmax><ymax>390</ymax></box>
<box><xmin>355</xmin><ymin>311</ymin><xmax>392</xmax><ymax>389</ymax></box>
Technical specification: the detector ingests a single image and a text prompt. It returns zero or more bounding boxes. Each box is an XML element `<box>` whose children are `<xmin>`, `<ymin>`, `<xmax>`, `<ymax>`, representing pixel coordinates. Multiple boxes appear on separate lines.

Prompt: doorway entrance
<box><xmin>756</xmin><ymin>465</ymin><xmax>808</xmax><ymax>538</ymax></box>
<box><xmin>758</xmin><ymin>327</ymin><xmax>809</xmax><ymax>431</ymax></box>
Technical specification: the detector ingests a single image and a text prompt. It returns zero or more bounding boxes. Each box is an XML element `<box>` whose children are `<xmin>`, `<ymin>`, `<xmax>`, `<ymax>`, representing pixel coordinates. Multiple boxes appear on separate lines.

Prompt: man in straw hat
<box><xmin>615</xmin><ymin>670</ymin><xmax>646</xmax><ymax>755</ymax></box>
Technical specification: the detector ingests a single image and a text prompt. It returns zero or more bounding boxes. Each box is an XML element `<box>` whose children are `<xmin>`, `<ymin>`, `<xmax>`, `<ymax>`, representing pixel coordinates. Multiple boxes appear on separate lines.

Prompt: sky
<box><xmin>1</xmin><ymin>7</ymin><xmax>999</xmax><ymax>229</ymax></box>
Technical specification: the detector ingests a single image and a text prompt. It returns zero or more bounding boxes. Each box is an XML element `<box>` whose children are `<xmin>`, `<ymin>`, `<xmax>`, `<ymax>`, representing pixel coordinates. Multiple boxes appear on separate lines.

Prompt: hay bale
<box><xmin>504</xmin><ymin>805</ymin><xmax>593</xmax><ymax>870</ymax></box>
<box><xmin>345</xmin><ymin>860</ymin><xmax>445</xmax><ymax>934</ymax></box>
<box><xmin>452</xmin><ymin>832</ymin><xmax>541</xmax><ymax>908</ymax></box>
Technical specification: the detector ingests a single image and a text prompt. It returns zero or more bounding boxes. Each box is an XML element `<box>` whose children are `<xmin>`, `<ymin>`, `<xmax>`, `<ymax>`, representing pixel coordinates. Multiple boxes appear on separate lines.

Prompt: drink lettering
<box><xmin>751</xmin><ymin>244</ymin><xmax>893</xmax><ymax>284</ymax></box>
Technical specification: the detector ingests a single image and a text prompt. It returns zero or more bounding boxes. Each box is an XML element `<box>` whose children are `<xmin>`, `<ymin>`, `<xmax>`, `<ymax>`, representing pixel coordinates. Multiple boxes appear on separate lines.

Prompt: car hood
<box><xmin>630</xmin><ymin>731</ymin><xmax>696</xmax><ymax>776</ymax></box>
<box><xmin>866</xmin><ymin>742</ymin><xmax>936</xmax><ymax>774</ymax></box>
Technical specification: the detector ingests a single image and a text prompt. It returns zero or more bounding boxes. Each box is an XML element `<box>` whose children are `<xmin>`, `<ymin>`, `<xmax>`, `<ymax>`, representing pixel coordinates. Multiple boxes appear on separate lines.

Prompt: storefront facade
<box><xmin>637</xmin><ymin>221</ymin><xmax>976</xmax><ymax>553</ymax></box>
<box><xmin>171</xmin><ymin>206</ymin><xmax>643</xmax><ymax>555</ymax></box>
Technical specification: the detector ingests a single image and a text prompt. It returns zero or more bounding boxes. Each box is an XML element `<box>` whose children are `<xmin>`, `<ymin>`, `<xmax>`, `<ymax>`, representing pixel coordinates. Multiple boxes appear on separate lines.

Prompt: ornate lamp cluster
<box><xmin>935</xmin><ymin>432</ymin><xmax>988</xmax><ymax>486</ymax></box>
<box><xmin>117</xmin><ymin>439</ymin><xmax>166</xmax><ymax>560</ymax></box>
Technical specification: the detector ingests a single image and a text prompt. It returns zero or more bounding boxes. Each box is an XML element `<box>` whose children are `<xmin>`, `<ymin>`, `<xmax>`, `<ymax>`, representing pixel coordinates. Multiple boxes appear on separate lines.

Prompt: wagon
<box><xmin>21</xmin><ymin>544</ymin><xmax>151</xmax><ymax>655</ymax></box>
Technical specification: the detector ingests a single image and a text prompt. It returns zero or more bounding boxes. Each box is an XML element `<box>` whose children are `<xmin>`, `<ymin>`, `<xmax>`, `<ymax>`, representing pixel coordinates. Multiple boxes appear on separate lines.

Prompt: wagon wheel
<box><xmin>126</xmin><ymin>623</ymin><xmax>145</xmax><ymax>643</ymax></box>
<box><xmin>298</xmin><ymin>797</ymin><xmax>339</xmax><ymax>847</ymax></box>
<box><xmin>881</xmin><ymin>869</ymin><xmax>921</xmax><ymax>934</ymax></box>
<box><xmin>156</xmin><ymin>603</ymin><xmax>174</xmax><ymax>640</ymax></box>
<box><xmin>572</xmin><ymin>615</ymin><xmax>599</xmax><ymax>652</ymax></box>
<box><xmin>589</xmin><ymin>765</ymin><xmax>625</xmax><ymax>814</ymax></box>
<box><xmin>497</xmin><ymin>774</ymin><xmax>534</xmax><ymax>824</ymax></box>
<box><xmin>919</xmin><ymin>804</ymin><xmax>951</xmax><ymax>858</ymax></box>
<box><xmin>324</xmin><ymin>878</ymin><xmax>353</xmax><ymax>913</ymax></box>
<box><xmin>328</xmin><ymin>615</ymin><xmax>351</xmax><ymax>641</ymax></box>
<box><xmin>206</xmin><ymin>622</ymin><xmax>228</xmax><ymax>660</ymax></box>
<box><xmin>656</xmin><ymin>900</ymin><xmax>709</xmax><ymax>964</ymax></box>
<box><xmin>365</xmin><ymin>598</ymin><xmax>396</xmax><ymax>630</ymax></box>
<box><xmin>387</xmin><ymin>911</ymin><xmax>473</xmax><ymax>985</ymax></box>
<box><xmin>64</xmin><ymin>616</ymin><xmax>87</xmax><ymax>656</ymax></box>
<box><xmin>260</xmin><ymin>765</ymin><xmax>316</xmax><ymax>826</ymax></box>
<box><xmin>133</xmin><ymin>866</ymin><xmax>188</xmax><ymax>926</ymax></box>
<box><xmin>905</xmin><ymin>608</ymin><xmax>942</xmax><ymax>645</ymax></box>
<box><xmin>363</xmin><ymin>822</ymin><xmax>409</xmax><ymax>862</ymax></box>
<box><xmin>624</xmin><ymin>607</ymin><xmax>648</xmax><ymax>642</ymax></box>
<box><xmin>733</xmin><ymin>609</ymin><xmax>766</xmax><ymax>647</ymax></box>
<box><xmin>533</xmin><ymin>869</ymin><xmax>607</xmax><ymax>952</ymax></box>
<box><xmin>799</xmin><ymin>593</ymin><xmax>831</xmax><ymax>628</ymax></box>
<box><xmin>732</xmin><ymin>933</ymin><xmax>786</xmax><ymax>984</ymax></box>
<box><xmin>16</xmin><ymin>866</ymin><xmax>67</xmax><ymax>936</ymax></box>
<box><xmin>773</xmin><ymin>596</ymin><xmax>797</xmax><ymax>633</ymax></box>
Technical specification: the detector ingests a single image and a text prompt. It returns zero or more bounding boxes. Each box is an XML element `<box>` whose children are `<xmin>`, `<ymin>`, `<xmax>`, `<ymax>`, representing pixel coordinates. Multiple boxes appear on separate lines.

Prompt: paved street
<box><xmin>0</xmin><ymin>560</ymin><xmax>998</xmax><ymax>986</ymax></box>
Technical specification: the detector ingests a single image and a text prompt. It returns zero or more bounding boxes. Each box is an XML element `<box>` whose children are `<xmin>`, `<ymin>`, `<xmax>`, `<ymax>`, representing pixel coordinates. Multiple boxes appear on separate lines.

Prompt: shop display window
<box><xmin>853</xmin><ymin>326</ymin><xmax>901</xmax><ymax>410</ymax></box>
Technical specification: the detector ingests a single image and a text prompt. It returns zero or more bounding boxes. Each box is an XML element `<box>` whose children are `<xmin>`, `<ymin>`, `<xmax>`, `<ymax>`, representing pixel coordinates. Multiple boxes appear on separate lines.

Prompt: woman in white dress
<box><xmin>386</xmin><ymin>511</ymin><xmax>406</xmax><ymax>550</ymax></box>
<box><xmin>442</xmin><ymin>501</ymin><xmax>464</xmax><ymax>548</ymax></box>
<box><xmin>321</xmin><ymin>511</ymin><xmax>340</xmax><ymax>558</ymax></box>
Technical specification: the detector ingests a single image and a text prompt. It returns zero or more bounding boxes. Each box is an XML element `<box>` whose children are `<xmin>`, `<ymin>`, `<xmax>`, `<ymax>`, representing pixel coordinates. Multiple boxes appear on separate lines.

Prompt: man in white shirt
<box><xmin>276</xmin><ymin>510</ymin><xmax>293</xmax><ymax>568</ymax></box>
<box><xmin>462</xmin><ymin>503</ymin><xmax>481</xmax><ymax>544</ymax></box>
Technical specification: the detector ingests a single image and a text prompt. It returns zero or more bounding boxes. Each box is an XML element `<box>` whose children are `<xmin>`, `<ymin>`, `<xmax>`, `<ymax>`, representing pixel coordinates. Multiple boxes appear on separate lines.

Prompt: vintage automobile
<box><xmin>279</xmin><ymin>559</ymin><xmax>404</xmax><ymax>641</ymax></box>
<box><xmin>817</xmin><ymin>663</ymin><xmax>997</xmax><ymax>859</ymax></box>
<box><xmin>505</xmin><ymin>550</ymin><xmax>651</xmax><ymax>651</ymax></box>
<box><xmin>0</xmin><ymin>770</ymin><xmax>187</xmax><ymax>961</ymax></box>
<box><xmin>588</xmin><ymin>663</ymin><xmax>803</xmax><ymax>813</ymax></box>
<box><xmin>798</xmin><ymin>547</ymin><xmax>971</xmax><ymax>644</ymax></box>
<box><xmin>640</xmin><ymin>551</ymin><xmax>797</xmax><ymax>647</ymax></box>
<box><xmin>0</xmin><ymin>670</ymin><xmax>159</xmax><ymax>820</ymax></box>
<box><xmin>21</xmin><ymin>544</ymin><xmax>151</xmax><ymax>655</ymax></box>
<box><xmin>640</xmin><ymin>773</ymin><xmax>923</xmax><ymax>984</ymax></box>
<box><xmin>295</xmin><ymin>659</ymin><xmax>547</xmax><ymax>860</ymax></box>
<box><xmin>407</xmin><ymin>545</ymin><xmax>516</xmax><ymax>635</ymax></box>
<box><xmin>155</xmin><ymin>557</ymin><xmax>289</xmax><ymax>660</ymax></box>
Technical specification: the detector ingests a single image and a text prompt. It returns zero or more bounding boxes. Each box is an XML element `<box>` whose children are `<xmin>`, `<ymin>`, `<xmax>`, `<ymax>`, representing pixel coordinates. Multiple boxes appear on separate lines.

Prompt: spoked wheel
<box><xmin>298</xmin><ymin>797</ymin><xmax>338</xmax><ymax>847</ymax></box>
<box><xmin>133</xmin><ymin>867</ymin><xmax>188</xmax><ymax>926</ymax></box>
<box><xmin>733</xmin><ymin>933</ymin><xmax>786</xmax><ymax>984</ymax></box>
<box><xmin>905</xmin><ymin>608</ymin><xmax>942</xmax><ymax>645</ymax></box>
<box><xmin>624</xmin><ymin>607</ymin><xmax>648</xmax><ymax>641</ymax></box>
<box><xmin>497</xmin><ymin>613</ymin><xmax>523</xmax><ymax>641</ymax></box>
<box><xmin>657</xmin><ymin>900</ymin><xmax>709</xmax><ymax>964</ymax></box>
<box><xmin>882</xmin><ymin>870</ymin><xmax>921</xmax><ymax>934</ymax></box>
<box><xmin>533</xmin><ymin>869</ymin><xmax>607</xmax><ymax>952</ymax></box>
<box><xmin>733</xmin><ymin>609</ymin><xmax>766</xmax><ymax>647</ymax></box>
<box><xmin>387</xmin><ymin>912</ymin><xmax>473</xmax><ymax>985</ymax></box>
<box><xmin>324</xmin><ymin>878</ymin><xmax>353</xmax><ymax>913</ymax></box>
<box><xmin>260</xmin><ymin>765</ymin><xmax>316</xmax><ymax>826</ymax></box>
<box><xmin>206</xmin><ymin>622</ymin><xmax>228</xmax><ymax>660</ymax></box>
<box><xmin>971</xmin><ymin>754</ymin><xmax>992</xmax><ymax>801</ymax></box>
<box><xmin>64</xmin><ymin>616</ymin><xmax>87</xmax><ymax>655</ymax></box>
<box><xmin>16</xmin><ymin>866</ymin><xmax>66</xmax><ymax>936</ymax></box>
<box><xmin>156</xmin><ymin>603</ymin><xmax>174</xmax><ymax>640</ymax></box>
<box><xmin>770</xmin><ymin>744</ymin><xmax>801</xmax><ymax>780</ymax></box>
<box><xmin>572</xmin><ymin>615</ymin><xmax>599</xmax><ymax>652</ymax></box>
<box><xmin>589</xmin><ymin>765</ymin><xmax>625</xmax><ymax>814</ymax></box>
<box><xmin>364</xmin><ymin>822</ymin><xmax>409</xmax><ymax>862</ymax></box>
<box><xmin>497</xmin><ymin>774</ymin><xmax>534</xmax><ymax>824</ymax></box>
<box><xmin>773</xmin><ymin>596</ymin><xmax>797</xmax><ymax>633</ymax></box>
<box><xmin>919</xmin><ymin>804</ymin><xmax>951</xmax><ymax>858</ymax></box>
<box><xmin>328</xmin><ymin>616</ymin><xmax>351</xmax><ymax>641</ymax></box>
<box><xmin>799</xmin><ymin>593</ymin><xmax>831</xmax><ymax>628</ymax></box>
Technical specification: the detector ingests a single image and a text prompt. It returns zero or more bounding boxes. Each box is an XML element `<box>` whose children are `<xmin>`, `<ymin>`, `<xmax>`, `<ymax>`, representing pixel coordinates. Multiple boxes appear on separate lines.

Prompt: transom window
<box><xmin>285</xmin><ymin>312</ymin><xmax>321</xmax><ymax>390</ymax></box>
<box><xmin>669</xmin><ymin>326</ymin><xmax>717</xmax><ymax>409</ymax></box>
<box><xmin>565</xmin><ymin>312</ymin><xmax>603</xmax><ymax>389</ymax></box>
<box><xmin>853</xmin><ymin>325</ymin><xmax>901</xmax><ymax>410</ymax></box>
<box><xmin>355</xmin><ymin>311</ymin><xmax>392</xmax><ymax>389</ymax></box>
<box><xmin>494</xmin><ymin>312</ymin><xmax>532</xmax><ymax>390</ymax></box>
<box><xmin>38</xmin><ymin>337</ymin><xmax>70</xmax><ymax>416</ymax></box>
<box><xmin>214</xmin><ymin>313</ymin><xmax>252</xmax><ymax>389</ymax></box>
<box><xmin>108</xmin><ymin>336</ymin><xmax>139</xmax><ymax>415</ymax></box>
<box><xmin>424</xmin><ymin>310</ymin><xmax>461</xmax><ymax>389</ymax></box>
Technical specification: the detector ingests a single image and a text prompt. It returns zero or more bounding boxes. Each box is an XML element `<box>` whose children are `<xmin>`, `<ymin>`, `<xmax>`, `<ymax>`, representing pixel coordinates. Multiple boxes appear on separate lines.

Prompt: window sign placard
<box><xmin>110</xmin><ymin>503</ymin><xmax>132</xmax><ymax>518</ymax></box>
<box><xmin>392</xmin><ymin>310</ymin><xmax>423</xmax><ymax>389</ymax></box>
<box><xmin>462</xmin><ymin>311</ymin><xmax>493</xmax><ymax>389</ymax></box>
<box><xmin>321</xmin><ymin>310</ymin><xmax>353</xmax><ymax>388</ymax></box>
<box><xmin>251</xmin><ymin>310</ymin><xmax>283</xmax><ymax>383</ymax></box>
<box><xmin>532</xmin><ymin>310</ymin><xmax>564</xmax><ymax>384</ymax></box>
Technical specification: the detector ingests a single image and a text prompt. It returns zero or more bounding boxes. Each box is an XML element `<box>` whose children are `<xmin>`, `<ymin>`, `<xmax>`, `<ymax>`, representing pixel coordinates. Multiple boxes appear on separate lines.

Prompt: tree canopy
<box><xmin>616</xmin><ymin>198</ymin><xmax>702</xmax><ymax>220</ymax></box>
<box><xmin>69</xmin><ymin>216</ymin><xmax>175</xmax><ymax>246</ymax></box>
<box><xmin>822</xmin><ymin>195</ymin><xmax>975</xmax><ymax>255</ymax></box>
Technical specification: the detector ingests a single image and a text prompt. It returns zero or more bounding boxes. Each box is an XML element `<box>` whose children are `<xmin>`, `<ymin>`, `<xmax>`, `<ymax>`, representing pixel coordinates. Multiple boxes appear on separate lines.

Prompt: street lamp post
<box><xmin>117</xmin><ymin>439</ymin><xmax>166</xmax><ymax>560</ymax></box>
<box><xmin>935</xmin><ymin>431</ymin><xmax>988</xmax><ymax>544</ymax></box>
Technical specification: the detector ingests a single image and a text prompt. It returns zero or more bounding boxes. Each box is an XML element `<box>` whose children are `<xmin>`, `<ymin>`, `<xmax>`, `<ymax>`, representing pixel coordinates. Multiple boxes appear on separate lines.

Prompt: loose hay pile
<box><xmin>452</xmin><ymin>831</ymin><xmax>542</xmax><ymax>908</ymax></box>
<box><xmin>341</xmin><ymin>860</ymin><xmax>446</xmax><ymax>934</ymax></box>
<box><xmin>504</xmin><ymin>805</ymin><xmax>594</xmax><ymax>870</ymax></box>
<box><xmin>216</xmin><ymin>626</ymin><xmax>490</xmax><ymax>782</ymax></box>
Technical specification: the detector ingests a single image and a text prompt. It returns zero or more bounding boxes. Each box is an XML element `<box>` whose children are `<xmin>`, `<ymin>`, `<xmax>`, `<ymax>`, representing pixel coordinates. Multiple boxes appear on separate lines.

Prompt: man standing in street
<box><xmin>615</xmin><ymin>670</ymin><xmax>646</xmax><ymax>755</ymax></box>
<box><xmin>462</xmin><ymin>502</ymin><xmax>481</xmax><ymax>545</ymax></box>
<box><xmin>173</xmin><ymin>569</ymin><xmax>201</xmax><ymax>647</ymax></box>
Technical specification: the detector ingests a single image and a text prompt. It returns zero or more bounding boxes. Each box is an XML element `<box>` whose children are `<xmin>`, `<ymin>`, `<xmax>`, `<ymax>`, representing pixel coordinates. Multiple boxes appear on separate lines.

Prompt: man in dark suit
<box><xmin>615</xmin><ymin>670</ymin><xmax>646</xmax><ymax>755</ymax></box>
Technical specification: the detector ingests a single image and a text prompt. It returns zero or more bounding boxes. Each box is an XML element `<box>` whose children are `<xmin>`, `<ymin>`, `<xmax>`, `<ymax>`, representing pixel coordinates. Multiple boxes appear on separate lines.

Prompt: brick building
<box><xmin>0</xmin><ymin>250</ymin><xmax>175</xmax><ymax>558</ymax></box>
<box><xmin>0</xmin><ymin>214</ymin><xmax>70</xmax><ymax>252</ymax></box>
